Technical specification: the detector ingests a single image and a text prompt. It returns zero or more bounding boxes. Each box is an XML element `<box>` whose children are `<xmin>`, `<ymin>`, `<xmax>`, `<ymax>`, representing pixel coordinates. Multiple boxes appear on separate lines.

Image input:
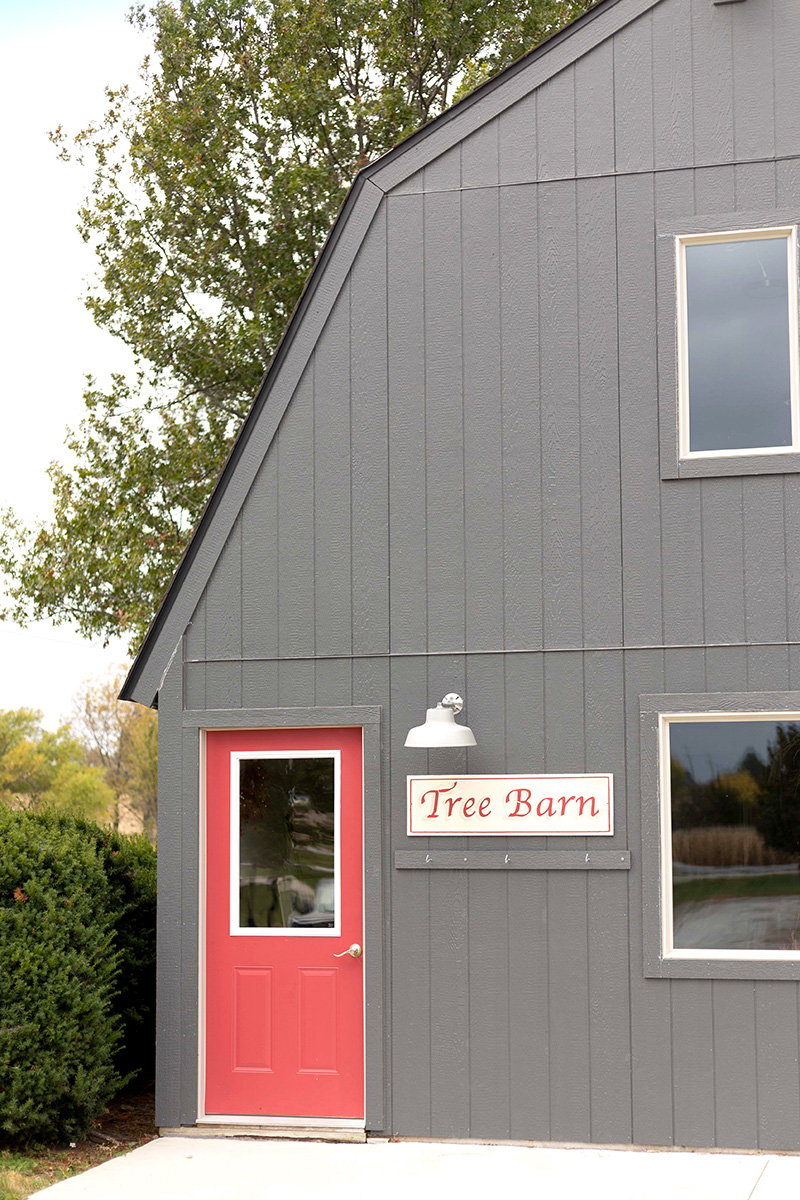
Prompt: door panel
<box><xmin>205</xmin><ymin>727</ymin><xmax>364</xmax><ymax>1119</ymax></box>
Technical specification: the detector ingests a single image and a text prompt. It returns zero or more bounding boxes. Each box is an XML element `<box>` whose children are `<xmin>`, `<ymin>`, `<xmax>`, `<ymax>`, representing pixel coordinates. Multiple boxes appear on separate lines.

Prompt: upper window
<box><xmin>676</xmin><ymin>227</ymin><xmax>800</xmax><ymax>460</ymax></box>
<box><xmin>660</xmin><ymin>712</ymin><xmax>800</xmax><ymax>965</ymax></box>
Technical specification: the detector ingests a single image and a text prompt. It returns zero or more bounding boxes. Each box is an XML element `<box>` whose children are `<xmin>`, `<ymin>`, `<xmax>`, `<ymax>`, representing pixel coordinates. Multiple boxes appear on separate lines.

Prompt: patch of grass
<box><xmin>674</xmin><ymin>872</ymin><xmax>800</xmax><ymax>906</ymax></box>
<box><xmin>0</xmin><ymin>1080</ymin><xmax>155</xmax><ymax>1198</ymax></box>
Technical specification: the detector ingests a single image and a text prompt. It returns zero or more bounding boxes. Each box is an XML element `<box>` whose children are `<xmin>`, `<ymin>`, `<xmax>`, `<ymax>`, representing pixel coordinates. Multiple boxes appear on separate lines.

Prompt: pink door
<box><xmin>204</xmin><ymin>727</ymin><xmax>364</xmax><ymax>1119</ymax></box>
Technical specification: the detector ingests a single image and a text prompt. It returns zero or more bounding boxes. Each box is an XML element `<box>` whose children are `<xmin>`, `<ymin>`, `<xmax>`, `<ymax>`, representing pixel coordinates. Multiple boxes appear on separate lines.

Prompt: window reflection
<box><xmin>684</xmin><ymin>236</ymin><xmax>793</xmax><ymax>453</ymax></box>
<box><xmin>670</xmin><ymin>720</ymin><xmax>800</xmax><ymax>952</ymax></box>
<box><xmin>238</xmin><ymin>757</ymin><xmax>336</xmax><ymax>930</ymax></box>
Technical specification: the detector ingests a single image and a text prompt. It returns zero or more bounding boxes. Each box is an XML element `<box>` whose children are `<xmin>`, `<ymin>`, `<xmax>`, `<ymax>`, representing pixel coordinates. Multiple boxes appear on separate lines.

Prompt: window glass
<box><xmin>237</xmin><ymin>756</ymin><xmax>336</xmax><ymax>931</ymax></box>
<box><xmin>669</xmin><ymin>719</ymin><xmax>800</xmax><ymax>953</ymax></box>
<box><xmin>683</xmin><ymin>234</ymin><xmax>794</xmax><ymax>453</ymax></box>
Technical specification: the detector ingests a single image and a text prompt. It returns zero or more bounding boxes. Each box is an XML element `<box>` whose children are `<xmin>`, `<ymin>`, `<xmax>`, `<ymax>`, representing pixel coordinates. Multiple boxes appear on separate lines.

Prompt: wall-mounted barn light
<box><xmin>404</xmin><ymin>693</ymin><xmax>477</xmax><ymax>748</ymax></box>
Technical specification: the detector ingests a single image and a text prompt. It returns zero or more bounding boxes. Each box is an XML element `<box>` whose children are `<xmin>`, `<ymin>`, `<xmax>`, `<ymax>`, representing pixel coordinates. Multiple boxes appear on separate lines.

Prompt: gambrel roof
<box><xmin>121</xmin><ymin>0</ymin><xmax>667</xmax><ymax>707</ymax></box>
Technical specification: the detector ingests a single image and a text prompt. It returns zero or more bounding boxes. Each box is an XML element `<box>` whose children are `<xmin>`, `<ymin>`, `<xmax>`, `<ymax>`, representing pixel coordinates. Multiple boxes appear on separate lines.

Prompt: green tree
<box><xmin>72</xmin><ymin>672</ymin><xmax>159</xmax><ymax>838</ymax></box>
<box><xmin>0</xmin><ymin>708</ymin><xmax>113</xmax><ymax>821</ymax></box>
<box><xmin>754</xmin><ymin>723</ymin><xmax>800</xmax><ymax>863</ymax></box>
<box><xmin>0</xmin><ymin>0</ymin><xmax>592</xmax><ymax>650</ymax></box>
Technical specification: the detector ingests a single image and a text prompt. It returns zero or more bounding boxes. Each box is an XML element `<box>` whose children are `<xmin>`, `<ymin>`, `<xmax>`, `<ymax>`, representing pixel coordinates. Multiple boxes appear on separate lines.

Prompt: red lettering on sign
<box><xmin>462</xmin><ymin>797</ymin><xmax>475</xmax><ymax>818</ymax></box>
<box><xmin>506</xmin><ymin>788</ymin><xmax>532</xmax><ymax>817</ymax></box>
<box><xmin>558</xmin><ymin>795</ymin><xmax>576</xmax><ymax>816</ymax></box>
<box><xmin>479</xmin><ymin>798</ymin><xmax>492</xmax><ymax>817</ymax></box>
<box><xmin>536</xmin><ymin>796</ymin><xmax>556</xmax><ymax>818</ymax></box>
<box><xmin>578</xmin><ymin>795</ymin><xmax>599</xmax><ymax>817</ymax></box>
<box><xmin>420</xmin><ymin>782</ymin><xmax>457</xmax><ymax>818</ymax></box>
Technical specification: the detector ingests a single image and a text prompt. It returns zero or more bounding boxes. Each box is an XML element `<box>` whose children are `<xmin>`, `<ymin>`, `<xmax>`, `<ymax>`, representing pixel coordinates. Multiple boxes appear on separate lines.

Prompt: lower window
<box><xmin>664</xmin><ymin>715</ymin><xmax>800</xmax><ymax>958</ymax></box>
<box><xmin>642</xmin><ymin>693</ymin><xmax>800</xmax><ymax>978</ymax></box>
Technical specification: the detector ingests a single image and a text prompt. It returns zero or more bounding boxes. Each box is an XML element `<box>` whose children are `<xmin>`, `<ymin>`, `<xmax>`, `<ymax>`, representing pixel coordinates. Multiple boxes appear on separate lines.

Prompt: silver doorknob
<box><xmin>333</xmin><ymin>943</ymin><xmax>362</xmax><ymax>959</ymax></box>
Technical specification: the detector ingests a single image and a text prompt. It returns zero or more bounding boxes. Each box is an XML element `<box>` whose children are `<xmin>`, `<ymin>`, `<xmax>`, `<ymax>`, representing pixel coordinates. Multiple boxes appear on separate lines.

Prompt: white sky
<box><xmin>0</xmin><ymin>0</ymin><xmax>152</xmax><ymax>727</ymax></box>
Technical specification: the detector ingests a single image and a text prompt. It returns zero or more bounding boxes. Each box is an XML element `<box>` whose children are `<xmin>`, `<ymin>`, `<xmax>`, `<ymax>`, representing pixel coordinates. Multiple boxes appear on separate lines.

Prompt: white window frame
<box><xmin>229</xmin><ymin>749</ymin><xmax>342</xmax><ymax>938</ymax></box>
<box><xmin>658</xmin><ymin>710</ymin><xmax>800</xmax><ymax>965</ymax></box>
<box><xmin>676</xmin><ymin>226</ymin><xmax>800</xmax><ymax>461</ymax></box>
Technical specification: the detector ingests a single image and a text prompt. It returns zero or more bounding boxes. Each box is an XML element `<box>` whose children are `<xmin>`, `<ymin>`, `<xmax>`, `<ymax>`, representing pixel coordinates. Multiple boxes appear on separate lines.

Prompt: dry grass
<box><xmin>673</xmin><ymin>824</ymin><xmax>797</xmax><ymax>867</ymax></box>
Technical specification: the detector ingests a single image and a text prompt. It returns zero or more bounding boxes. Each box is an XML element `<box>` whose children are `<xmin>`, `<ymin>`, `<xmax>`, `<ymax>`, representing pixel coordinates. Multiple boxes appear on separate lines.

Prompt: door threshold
<box><xmin>164</xmin><ymin>1118</ymin><xmax>366</xmax><ymax>1143</ymax></box>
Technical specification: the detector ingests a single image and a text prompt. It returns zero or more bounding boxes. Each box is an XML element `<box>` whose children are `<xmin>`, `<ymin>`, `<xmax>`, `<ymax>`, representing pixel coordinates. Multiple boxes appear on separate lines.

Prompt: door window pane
<box><xmin>669</xmin><ymin>720</ymin><xmax>800</xmax><ymax>952</ymax></box>
<box><xmin>681</xmin><ymin>232</ymin><xmax>795</xmax><ymax>453</ymax></box>
<box><xmin>237</xmin><ymin>756</ymin><xmax>336</xmax><ymax>931</ymax></box>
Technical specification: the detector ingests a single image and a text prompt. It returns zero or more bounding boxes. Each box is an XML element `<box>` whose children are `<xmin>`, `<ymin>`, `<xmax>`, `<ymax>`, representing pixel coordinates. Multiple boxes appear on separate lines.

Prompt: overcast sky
<box><xmin>0</xmin><ymin>0</ymin><xmax>156</xmax><ymax>727</ymax></box>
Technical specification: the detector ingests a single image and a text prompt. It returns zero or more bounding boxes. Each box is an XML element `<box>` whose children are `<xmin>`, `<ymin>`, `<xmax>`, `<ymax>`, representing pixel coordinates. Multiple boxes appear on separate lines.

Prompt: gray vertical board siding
<box><xmin>672</xmin><ymin>981</ymin><xmax>716</xmax><ymax>1147</ymax></box>
<box><xmin>651</xmin><ymin>0</ymin><xmax>694</xmax><ymax>171</ymax></box>
<box><xmin>422</xmin><ymin>649</ymin><xmax>471</xmax><ymax>1135</ymax></box>
<box><xmin>387</xmin><ymin>194</ymin><xmax>427</xmax><ymax>656</ymax></box>
<box><xmin>536</xmin><ymin>66</ymin><xmax>576</xmax><ymax>182</ymax></box>
<box><xmin>277</xmin><ymin>362</ymin><xmax>316</xmax><ymax>659</ymax></box>
<box><xmin>504</xmin><ymin>654</ymin><xmax>550</xmax><ymax>1140</ymax></box>
<box><xmin>203</xmin><ymin>661</ymin><xmax>242</xmax><ymax>712</ymax></box>
<box><xmin>389</xmin><ymin>654</ymin><xmax>432</xmax><ymax>1135</ymax></box>
<box><xmin>351</xmin><ymin>656</ymin><xmax>392</xmax><ymax>1133</ymax></box>
<box><xmin>276</xmin><ymin>658</ymin><xmax>316</xmax><ymax>708</ymax></box>
<box><xmin>584</xmin><ymin>651</ymin><xmax>632</xmax><ymax>1144</ymax></box>
<box><xmin>203</xmin><ymin>520</ymin><xmax>243</xmax><ymax>706</ymax></box>
<box><xmin>499</xmin><ymin>184</ymin><xmax>542</xmax><ymax>651</ymax></box>
<box><xmin>313</xmin><ymin>657</ymin><xmax>353</xmax><ymax>708</ymax></box>
<box><xmin>498</xmin><ymin>91</ymin><xmax>537</xmax><ymax>187</ymax></box>
<box><xmin>701</xmin><ymin>480</ymin><xmax>746</xmax><ymax>647</ymax></box>
<box><xmin>543</xmin><ymin>652</ymin><xmax>591</xmax><ymax>1143</ymax></box>
<box><xmin>743</xmin><ymin>477</ymin><xmax>788</xmax><ymax>647</ymax></box>
<box><xmin>692</xmin><ymin>163</ymin><xmax>735</xmax><ymax>215</ymax></box>
<box><xmin>241</xmin><ymin>659</ymin><xmax>279</xmax><ymax>710</ymax></box>
<box><xmin>731</xmin><ymin>0</ymin><xmax>776</xmax><ymax>165</ymax></box>
<box><xmin>704</xmin><ymin>643</ymin><xmax>748</xmax><ymax>692</ymax></box>
<box><xmin>314</xmin><ymin>284</ymin><xmax>352</xmax><ymax>658</ymax></box>
<box><xmin>460</xmin><ymin>119</ymin><xmax>499</xmax><ymax>190</ymax></box>
<box><xmin>755</xmin><ymin>983</ymin><xmax>800</xmax><ymax>1150</ymax></box>
<box><xmin>786</xmin><ymin>475</ymin><xmax>800</xmax><ymax>645</ymax></box>
<box><xmin>713</xmin><ymin>981</ymin><xmax>758</xmax><ymax>1150</ymax></box>
<box><xmin>423</xmin><ymin>144</ymin><xmax>460</xmax><ymax>193</ymax></box>
<box><xmin>574</xmin><ymin>41</ymin><xmax>615</xmax><ymax>177</ymax></box>
<box><xmin>424</xmin><ymin>189</ymin><xmax>466</xmax><ymax>653</ymax></box>
<box><xmin>539</xmin><ymin>181</ymin><xmax>582</xmax><ymax>649</ymax></box>
<box><xmin>350</xmin><ymin>205</ymin><xmax>390</xmax><ymax>657</ymax></box>
<box><xmin>204</xmin><ymin>520</ymin><xmax>242</xmax><ymax>664</ymax></box>
<box><xmin>617</xmin><ymin>173</ymin><xmax>663</xmax><ymax>645</ymax></box>
<box><xmin>462</xmin><ymin>186</ymin><xmax>504</xmax><ymax>653</ymax></box>
<box><xmin>690</xmin><ymin>0</ymin><xmax>733</xmax><ymax>166</ymax></box>
<box><xmin>734</xmin><ymin>160</ymin><xmax>777</xmax><ymax>211</ymax></box>
<box><xmin>613</xmin><ymin>10</ymin><xmax>655</xmax><ymax>175</ymax></box>
<box><xmin>185</xmin><ymin>594</ymin><xmax>207</xmax><ymax>664</ymax></box>
<box><xmin>241</xmin><ymin>447</ymin><xmax>279</xmax><ymax>663</ymax></box>
<box><xmin>774</xmin><ymin>0</ymin><xmax>800</xmax><ymax>159</ymax></box>
<box><xmin>577</xmin><ymin>176</ymin><xmax>623</xmax><ymax>647</ymax></box>
<box><xmin>625</xmin><ymin>650</ymin><xmax>674</xmax><ymax>1147</ymax></box>
<box><xmin>155</xmin><ymin>648</ymin><xmax>185</xmax><ymax>1128</ymax></box>
<box><xmin>656</xmin><ymin>171</ymin><xmax>704</xmax><ymax>647</ymax></box>
<box><xmin>745</xmin><ymin>643</ymin><xmax>790</xmax><ymax>693</ymax></box>
<box><xmin>463</xmin><ymin>654</ymin><xmax>510</xmax><ymax>1137</ymax></box>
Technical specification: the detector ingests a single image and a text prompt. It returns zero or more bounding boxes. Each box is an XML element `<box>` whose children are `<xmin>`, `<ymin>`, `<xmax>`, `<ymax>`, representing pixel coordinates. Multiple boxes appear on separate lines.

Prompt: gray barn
<box><xmin>122</xmin><ymin>0</ymin><xmax>800</xmax><ymax>1151</ymax></box>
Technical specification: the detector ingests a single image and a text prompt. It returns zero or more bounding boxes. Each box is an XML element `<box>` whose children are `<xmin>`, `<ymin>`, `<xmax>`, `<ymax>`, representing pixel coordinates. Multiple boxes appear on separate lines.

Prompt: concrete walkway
<box><xmin>33</xmin><ymin>1136</ymin><xmax>800</xmax><ymax>1200</ymax></box>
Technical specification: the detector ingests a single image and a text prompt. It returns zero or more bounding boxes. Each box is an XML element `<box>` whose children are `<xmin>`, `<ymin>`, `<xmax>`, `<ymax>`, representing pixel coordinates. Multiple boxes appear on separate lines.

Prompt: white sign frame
<box><xmin>407</xmin><ymin>773</ymin><xmax>613</xmax><ymax>837</ymax></box>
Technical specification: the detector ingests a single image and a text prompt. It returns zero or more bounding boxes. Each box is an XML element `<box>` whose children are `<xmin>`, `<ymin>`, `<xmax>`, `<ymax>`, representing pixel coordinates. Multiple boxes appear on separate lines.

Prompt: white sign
<box><xmin>407</xmin><ymin>774</ymin><xmax>613</xmax><ymax>836</ymax></box>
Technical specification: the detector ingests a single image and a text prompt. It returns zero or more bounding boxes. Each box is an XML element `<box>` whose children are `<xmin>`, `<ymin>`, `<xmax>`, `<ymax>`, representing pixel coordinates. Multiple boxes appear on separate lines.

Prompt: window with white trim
<box><xmin>676</xmin><ymin>227</ymin><xmax>800</xmax><ymax>460</ymax></box>
<box><xmin>659</xmin><ymin>712</ymin><xmax>800</xmax><ymax>962</ymax></box>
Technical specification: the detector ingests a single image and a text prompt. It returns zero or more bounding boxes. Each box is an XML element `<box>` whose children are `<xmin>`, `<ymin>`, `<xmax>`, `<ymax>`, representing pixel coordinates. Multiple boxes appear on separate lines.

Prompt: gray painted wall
<box><xmin>157</xmin><ymin>0</ymin><xmax>800</xmax><ymax>1150</ymax></box>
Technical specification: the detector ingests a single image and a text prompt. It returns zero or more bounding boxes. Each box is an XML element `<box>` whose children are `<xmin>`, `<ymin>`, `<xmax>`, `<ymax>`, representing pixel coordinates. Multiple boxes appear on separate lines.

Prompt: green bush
<box><xmin>0</xmin><ymin>809</ymin><xmax>123</xmax><ymax>1143</ymax></box>
<box><xmin>0</xmin><ymin>810</ymin><xmax>157</xmax><ymax>1144</ymax></box>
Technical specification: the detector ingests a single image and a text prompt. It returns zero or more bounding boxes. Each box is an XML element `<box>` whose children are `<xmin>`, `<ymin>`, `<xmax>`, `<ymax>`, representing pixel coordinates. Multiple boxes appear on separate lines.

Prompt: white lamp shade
<box><xmin>404</xmin><ymin>705</ymin><xmax>477</xmax><ymax>748</ymax></box>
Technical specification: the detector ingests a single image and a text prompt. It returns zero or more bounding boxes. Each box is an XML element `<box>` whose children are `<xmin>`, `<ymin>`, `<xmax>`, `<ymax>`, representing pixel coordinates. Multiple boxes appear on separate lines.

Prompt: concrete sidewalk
<box><xmin>32</xmin><ymin>1136</ymin><xmax>800</xmax><ymax>1200</ymax></box>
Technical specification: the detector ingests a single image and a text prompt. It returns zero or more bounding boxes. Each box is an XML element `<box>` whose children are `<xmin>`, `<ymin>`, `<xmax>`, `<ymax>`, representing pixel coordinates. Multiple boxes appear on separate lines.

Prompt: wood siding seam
<box><xmin>384</xmin><ymin>152</ymin><xmax>800</xmax><ymax>196</ymax></box>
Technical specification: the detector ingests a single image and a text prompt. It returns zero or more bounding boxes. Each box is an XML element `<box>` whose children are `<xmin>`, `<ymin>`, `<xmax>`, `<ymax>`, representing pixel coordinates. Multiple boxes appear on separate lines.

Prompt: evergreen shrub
<box><xmin>0</xmin><ymin>810</ymin><xmax>157</xmax><ymax>1144</ymax></box>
